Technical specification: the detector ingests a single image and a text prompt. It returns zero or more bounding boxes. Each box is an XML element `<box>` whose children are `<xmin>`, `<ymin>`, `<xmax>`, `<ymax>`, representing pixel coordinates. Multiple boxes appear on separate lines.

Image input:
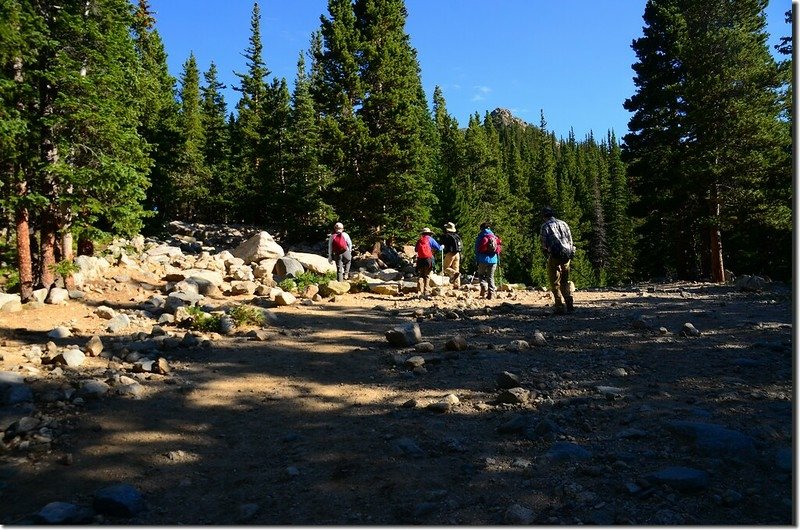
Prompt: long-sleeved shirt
<box><xmin>540</xmin><ymin>217</ymin><xmax>573</xmax><ymax>255</ymax></box>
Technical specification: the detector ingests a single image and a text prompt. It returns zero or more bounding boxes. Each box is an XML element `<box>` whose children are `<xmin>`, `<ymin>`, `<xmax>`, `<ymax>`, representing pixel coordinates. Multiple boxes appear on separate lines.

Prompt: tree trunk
<box><xmin>15</xmin><ymin>194</ymin><xmax>34</xmax><ymax>303</ymax></box>
<box><xmin>709</xmin><ymin>185</ymin><xmax>725</xmax><ymax>283</ymax></box>
<box><xmin>40</xmin><ymin>217</ymin><xmax>57</xmax><ymax>289</ymax></box>
<box><xmin>62</xmin><ymin>232</ymin><xmax>75</xmax><ymax>289</ymax></box>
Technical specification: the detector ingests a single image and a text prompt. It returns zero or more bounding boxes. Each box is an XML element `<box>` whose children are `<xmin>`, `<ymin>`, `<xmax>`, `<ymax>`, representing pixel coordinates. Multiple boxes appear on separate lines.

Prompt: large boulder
<box><xmin>286</xmin><ymin>251</ymin><xmax>336</xmax><ymax>275</ymax></box>
<box><xmin>274</xmin><ymin>256</ymin><xmax>305</xmax><ymax>279</ymax></box>
<box><xmin>231</xmin><ymin>231</ymin><xmax>284</xmax><ymax>264</ymax></box>
<box><xmin>0</xmin><ymin>293</ymin><xmax>21</xmax><ymax>311</ymax></box>
<box><xmin>320</xmin><ymin>281</ymin><xmax>351</xmax><ymax>296</ymax></box>
<box><xmin>73</xmin><ymin>255</ymin><xmax>111</xmax><ymax>282</ymax></box>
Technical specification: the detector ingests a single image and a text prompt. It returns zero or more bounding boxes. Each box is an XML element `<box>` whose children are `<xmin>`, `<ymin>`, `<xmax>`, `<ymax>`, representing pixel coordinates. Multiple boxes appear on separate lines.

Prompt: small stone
<box><xmin>445</xmin><ymin>335</ymin><xmax>468</xmax><ymax>351</ymax></box>
<box><xmin>495</xmin><ymin>387</ymin><xmax>531</xmax><ymax>404</ymax></box>
<box><xmin>48</xmin><ymin>326</ymin><xmax>72</xmax><ymax>339</ymax></box>
<box><xmin>153</xmin><ymin>358</ymin><xmax>171</xmax><ymax>374</ymax></box>
<box><xmin>35</xmin><ymin>502</ymin><xmax>93</xmax><ymax>524</ymax></box>
<box><xmin>238</xmin><ymin>503</ymin><xmax>259</xmax><ymax>521</ymax></box>
<box><xmin>645</xmin><ymin>466</ymin><xmax>709</xmax><ymax>492</ymax></box>
<box><xmin>93</xmin><ymin>483</ymin><xmax>145</xmax><ymax>517</ymax></box>
<box><xmin>504</xmin><ymin>504</ymin><xmax>535</xmax><ymax>525</ymax></box>
<box><xmin>45</xmin><ymin>287</ymin><xmax>70</xmax><ymax>304</ymax></box>
<box><xmin>611</xmin><ymin>367</ymin><xmax>628</xmax><ymax>377</ymax></box>
<box><xmin>392</xmin><ymin>437</ymin><xmax>425</xmax><ymax>457</ymax></box>
<box><xmin>681</xmin><ymin>322</ymin><xmax>701</xmax><ymax>337</ymax></box>
<box><xmin>531</xmin><ymin>330</ymin><xmax>547</xmax><ymax>346</ymax></box>
<box><xmin>85</xmin><ymin>335</ymin><xmax>104</xmax><ymax>357</ymax></box>
<box><xmin>496</xmin><ymin>371</ymin><xmax>521</xmax><ymax>389</ymax></box>
<box><xmin>405</xmin><ymin>355</ymin><xmax>426</xmax><ymax>368</ymax></box>
<box><xmin>507</xmin><ymin>339</ymin><xmax>529</xmax><ymax>351</ymax></box>
<box><xmin>95</xmin><ymin>306</ymin><xmax>117</xmax><ymax>319</ymax></box>
<box><xmin>414</xmin><ymin>341</ymin><xmax>435</xmax><ymax>353</ymax></box>
<box><xmin>402</xmin><ymin>399</ymin><xmax>417</xmax><ymax>408</ymax></box>
<box><xmin>385</xmin><ymin>323</ymin><xmax>421</xmax><ymax>347</ymax></box>
<box><xmin>54</xmin><ymin>348</ymin><xmax>86</xmax><ymax>367</ymax></box>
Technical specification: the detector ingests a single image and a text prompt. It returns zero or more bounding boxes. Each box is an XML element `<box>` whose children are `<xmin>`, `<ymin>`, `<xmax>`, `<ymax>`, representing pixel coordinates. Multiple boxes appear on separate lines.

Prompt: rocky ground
<box><xmin>0</xmin><ymin>228</ymin><xmax>793</xmax><ymax>525</ymax></box>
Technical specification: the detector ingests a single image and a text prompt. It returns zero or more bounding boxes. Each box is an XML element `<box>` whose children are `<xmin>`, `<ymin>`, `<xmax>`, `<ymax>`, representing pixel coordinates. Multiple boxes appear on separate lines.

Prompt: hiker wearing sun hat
<box><xmin>415</xmin><ymin>227</ymin><xmax>443</xmax><ymax>297</ymax></box>
<box><xmin>440</xmin><ymin>222</ymin><xmax>463</xmax><ymax>289</ymax></box>
<box><xmin>327</xmin><ymin>222</ymin><xmax>353</xmax><ymax>282</ymax></box>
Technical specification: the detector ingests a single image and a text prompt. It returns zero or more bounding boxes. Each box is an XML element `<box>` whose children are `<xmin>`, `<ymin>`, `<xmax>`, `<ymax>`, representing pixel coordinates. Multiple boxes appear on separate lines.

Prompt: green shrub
<box><xmin>294</xmin><ymin>270</ymin><xmax>336</xmax><ymax>291</ymax></box>
<box><xmin>278</xmin><ymin>278</ymin><xmax>297</xmax><ymax>292</ymax></box>
<box><xmin>228</xmin><ymin>304</ymin><xmax>265</xmax><ymax>327</ymax></box>
<box><xmin>49</xmin><ymin>259</ymin><xmax>80</xmax><ymax>278</ymax></box>
<box><xmin>185</xmin><ymin>305</ymin><xmax>222</xmax><ymax>332</ymax></box>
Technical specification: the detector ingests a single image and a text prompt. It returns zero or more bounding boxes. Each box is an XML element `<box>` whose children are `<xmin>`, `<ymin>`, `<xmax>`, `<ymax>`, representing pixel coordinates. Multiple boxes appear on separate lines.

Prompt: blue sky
<box><xmin>149</xmin><ymin>0</ymin><xmax>791</xmax><ymax>140</ymax></box>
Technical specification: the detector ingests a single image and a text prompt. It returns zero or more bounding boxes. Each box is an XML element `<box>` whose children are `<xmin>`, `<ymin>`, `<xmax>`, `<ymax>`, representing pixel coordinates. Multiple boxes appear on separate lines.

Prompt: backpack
<box><xmin>549</xmin><ymin>238</ymin><xmax>575</xmax><ymax>261</ymax></box>
<box><xmin>447</xmin><ymin>233</ymin><xmax>463</xmax><ymax>253</ymax></box>
<box><xmin>479</xmin><ymin>233</ymin><xmax>501</xmax><ymax>256</ymax></box>
<box><xmin>331</xmin><ymin>232</ymin><xmax>348</xmax><ymax>254</ymax></box>
<box><xmin>416</xmin><ymin>236</ymin><xmax>433</xmax><ymax>259</ymax></box>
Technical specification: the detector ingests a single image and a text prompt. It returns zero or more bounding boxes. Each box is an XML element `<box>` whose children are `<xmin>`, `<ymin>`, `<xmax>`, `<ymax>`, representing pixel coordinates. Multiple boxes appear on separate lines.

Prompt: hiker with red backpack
<box><xmin>327</xmin><ymin>222</ymin><xmax>353</xmax><ymax>282</ymax></box>
<box><xmin>415</xmin><ymin>227</ymin><xmax>443</xmax><ymax>297</ymax></box>
<box><xmin>474</xmin><ymin>221</ymin><xmax>502</xmax><ymax>300</ymax></box>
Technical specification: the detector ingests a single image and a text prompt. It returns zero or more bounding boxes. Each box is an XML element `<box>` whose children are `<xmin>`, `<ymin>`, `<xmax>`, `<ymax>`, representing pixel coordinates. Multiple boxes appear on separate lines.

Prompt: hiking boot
<box><xmin>487</xmin><ymin>292</ymin><xmax>494</xmax><ymax>300</ymax></box>
<box><xmin>565</xmin><ymin>297</ymin><xmax>574</xmax><ymax>313</ymax></box>
<box><xmin>480</xmin><ymin>288</ymin><xmax>486</xmax><ymax>299</ymax></box>
<box><xmin>552</xmin><ymin>305</ymin><xmax>566</xmax><ymax>315</ymax></box>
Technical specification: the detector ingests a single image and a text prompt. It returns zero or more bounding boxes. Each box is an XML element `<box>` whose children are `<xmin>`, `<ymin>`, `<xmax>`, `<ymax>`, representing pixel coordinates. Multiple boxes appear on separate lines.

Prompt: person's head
<box><xmin>480</xmin><ymin>221</ymin><xmax>491</xmax><ymax>231</ymax></box>
<box><xmin>444</xmin><ymin>222</ymin><xmax>456</xmax><ymax>233</ymax></box>
<box><xmin>421</xmin><ymin>227</ymin><xmax>433</xmax><ymax>235</ymax></box>
<box><xmin>541</xmin><ymin>206</ymin><xmax>555</xmax><ymax>219</ymax></box>
<box><xmin>334</xmin><ymin>222</ymin><xmax>344</xmax><ymax>233</ymax></box>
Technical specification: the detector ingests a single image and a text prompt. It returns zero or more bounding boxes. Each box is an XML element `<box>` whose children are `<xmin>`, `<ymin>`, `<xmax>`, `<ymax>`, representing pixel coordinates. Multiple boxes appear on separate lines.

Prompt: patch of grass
<box><xmin>228</xmin><ymin>304</ymin><xmax>265</xmax><ymax>327</ymax></box>
<box><xmin>185</xmin><ymin>305</ymin><xmax>222</xmax><ymax>332</ymax></box>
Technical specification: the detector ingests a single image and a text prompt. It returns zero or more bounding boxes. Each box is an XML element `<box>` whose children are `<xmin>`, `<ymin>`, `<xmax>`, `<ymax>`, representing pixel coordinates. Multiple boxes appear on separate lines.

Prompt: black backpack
<box><xmin>450</xmin><ymin>233</ymin><xmax>463</xmax><ymax>253</ymax></box>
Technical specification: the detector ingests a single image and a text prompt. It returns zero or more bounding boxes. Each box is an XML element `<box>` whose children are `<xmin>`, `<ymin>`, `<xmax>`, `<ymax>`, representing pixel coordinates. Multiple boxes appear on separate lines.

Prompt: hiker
<box><xmin>415</xmin><ymin>227</ymin><xmax>443</xmax><ymax>297</ymax></box>
<box><xmin>474</xmin><ymin>221</ymin><xmax>502</xmax><ymax>300</ymax></box>
<box><xmin>327</xmin><ymin>222</ymin><xmax>353</xmax><ymax>282</ymax></box>
<box><xmin>440</xmin><ymin>222</ymin><xmax>463</xmax><ymax>289</ymax></box>
<box><xmin>540</xmin><ymin>206</ymin><xmax>575</xmax><ymax>314</ymax></box>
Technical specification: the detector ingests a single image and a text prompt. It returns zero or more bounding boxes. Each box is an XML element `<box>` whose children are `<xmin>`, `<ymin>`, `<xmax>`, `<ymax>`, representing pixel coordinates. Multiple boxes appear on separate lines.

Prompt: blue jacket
<box><xmin>474</xmin><ymin>228</ymin><xmax>499</xmax><ymax>264</ymax></box>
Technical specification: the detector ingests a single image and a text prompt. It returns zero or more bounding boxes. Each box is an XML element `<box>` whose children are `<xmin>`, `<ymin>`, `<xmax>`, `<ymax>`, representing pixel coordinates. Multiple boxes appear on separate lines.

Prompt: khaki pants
<box><xmin>547</xmin><ymin>256</ymin><xmax>572</xmax><ymax>309</ymax></box>
<box><xmin>443</xmin><ymin>252</ymin><xmax>461</xmax><ymax>288</ymax></box>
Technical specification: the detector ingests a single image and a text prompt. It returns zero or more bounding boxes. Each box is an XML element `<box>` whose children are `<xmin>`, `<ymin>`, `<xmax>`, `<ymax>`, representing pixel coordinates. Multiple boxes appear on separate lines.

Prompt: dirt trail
<box><xmin>0</xmin><ymin>280</ymin><xmax>793</xmax><ymax>524</ymax></box>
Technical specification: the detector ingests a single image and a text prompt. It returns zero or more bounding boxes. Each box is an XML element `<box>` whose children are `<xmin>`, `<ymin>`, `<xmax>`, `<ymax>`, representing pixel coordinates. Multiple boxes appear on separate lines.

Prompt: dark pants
<box><xmin>334</xmin><ymin>250</ymin><xmax>351</xmax><ymax>282</ymax></box>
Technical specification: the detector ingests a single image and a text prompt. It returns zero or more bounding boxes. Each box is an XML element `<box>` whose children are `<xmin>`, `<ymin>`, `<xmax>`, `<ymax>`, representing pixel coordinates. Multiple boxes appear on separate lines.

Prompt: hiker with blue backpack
<box><xmin>327</xmin><ymin>222</ymin><xmax>353</xmax><ymax>282</ymax></box>
<box><xmin>415</xmin><ymin>227</ymin><xmax>443</xmax><ymax>297</ymax></box>
<box><xmin>540</xmin><ymin>206</ymin><xmax>575</xmax><ymax>314</ymax></box>
<box><xmin>474</xmin><ymin>221</ymin><xmax>502</xmax><ymax>300</ymax></box>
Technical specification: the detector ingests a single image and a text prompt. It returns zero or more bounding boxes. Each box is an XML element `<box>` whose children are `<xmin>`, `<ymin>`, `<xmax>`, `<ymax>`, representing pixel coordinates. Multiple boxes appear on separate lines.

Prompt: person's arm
<box><xmin>430</xmin><ymin>237</ymin><xmax>442</xmax><ymax>252</ymax></box>
<box><xmin>327</xmin><ymin>235</ymin><xmax>333</xmax><ymax>260</ymax></box>
<box><xmin>345</xmin><ymin>233</ymin><xmax>353</xmax><ymax>252</ymax></box>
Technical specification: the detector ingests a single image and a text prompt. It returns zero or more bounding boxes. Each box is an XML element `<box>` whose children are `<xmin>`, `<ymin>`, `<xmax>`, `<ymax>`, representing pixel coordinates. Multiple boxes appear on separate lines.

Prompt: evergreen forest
<box><xmin>0</xmin><ymin>0</ymin><xmax>792</xmax><ymax>303</ymax></box>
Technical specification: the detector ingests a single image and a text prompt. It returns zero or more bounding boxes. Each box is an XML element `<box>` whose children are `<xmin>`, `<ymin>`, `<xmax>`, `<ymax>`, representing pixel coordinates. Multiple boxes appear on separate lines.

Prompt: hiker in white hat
<box><xmin>327</xmin><ymin>222</ymin><xmax>353</xmax><ymax>282</ymax></box>
<box><xmin>440</xmin><ymin>222</ymin><xmax>463</xmax><ymax>289</ymax></box>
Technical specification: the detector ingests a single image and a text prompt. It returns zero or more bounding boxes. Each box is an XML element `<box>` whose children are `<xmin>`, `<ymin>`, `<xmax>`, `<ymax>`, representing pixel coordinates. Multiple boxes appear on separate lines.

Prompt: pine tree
<box><xmin>431</xmin><ymin>85</ymin><xmax>464</xmax><ymax>229</ymax></box>
<box><xmin>200</xmin><ymin>61</ymin><xmax>233</xmax><ymax>221</ymax></box>
<box><xmin>351</xmin><ymin>0</ymin><xmax>437</xmax><ymax>243</ymax></box>
<box><xmin>281</xmin><ymin>51</ymin><xmax>334</xmax><ymax>242</ymax></box>
<box><xmin>132</xmin><ymin>0</ymin><xmax>179</xmax><ymax>228</ymax></box>
<box><xmin>231</xmin><ymin>1</ymin><xmax>272</xmax><ymax>224</ymax></box>
<box><xmin>173</xmin><ymin>52</ymin><xmax>210</xmax><ymax>220</ymax></box>
<box><xmin>624</xmin><ymin>0</ymin><xmax>790</xmax><ymax>281</ymax></box>
<box><xmin>605</xmin><ymin>131</ymin><xmax>636</xmax><ymax>284</ymax></box>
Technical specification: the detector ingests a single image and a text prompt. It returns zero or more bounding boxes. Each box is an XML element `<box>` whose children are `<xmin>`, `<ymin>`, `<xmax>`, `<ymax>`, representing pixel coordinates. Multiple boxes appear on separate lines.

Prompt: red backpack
<box><xmin>479</xmin><ymin>233</ymin><xmax>501</xmax><ymax>256</ymax></box>
<box><xmin>331</xmin><ymin>232</ymin><xmax>348</xmax><ymax>253</ymax></box>
<box><xmin>415</xmin><ymin>235</ymin><xmax>433</xmax><ymax>259</ymax></box>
